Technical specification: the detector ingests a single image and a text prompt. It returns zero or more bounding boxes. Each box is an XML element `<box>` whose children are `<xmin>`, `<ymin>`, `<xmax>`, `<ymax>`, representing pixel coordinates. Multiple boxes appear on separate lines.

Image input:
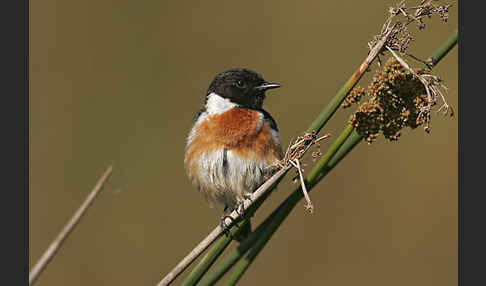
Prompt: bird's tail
<box><xmin>234</xmin><ymin>219</ymin><xmax>252</xmax><ymax>242</ymax></box>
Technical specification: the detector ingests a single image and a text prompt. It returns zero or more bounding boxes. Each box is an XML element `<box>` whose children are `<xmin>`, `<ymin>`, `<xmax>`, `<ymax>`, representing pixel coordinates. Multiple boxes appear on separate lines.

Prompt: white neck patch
<box><xmin>206</xmin><ymin>92</ymin><xmax>238</xmax><ymax>115</ymax></box>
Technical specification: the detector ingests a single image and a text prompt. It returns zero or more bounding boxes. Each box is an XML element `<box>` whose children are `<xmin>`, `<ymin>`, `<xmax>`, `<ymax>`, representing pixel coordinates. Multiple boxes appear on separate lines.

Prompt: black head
<box><xmin>205</xmin><ymin>68</ymin><xmax>280</xmax><ymax>109</ymax></box>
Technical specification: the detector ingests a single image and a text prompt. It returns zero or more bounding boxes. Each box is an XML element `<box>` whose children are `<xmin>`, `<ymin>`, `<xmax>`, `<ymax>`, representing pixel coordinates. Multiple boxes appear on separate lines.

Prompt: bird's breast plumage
<box><xmin>184</xmin><ymin>107</ymin><xmax>283</xmax><ymax>209</ymax></box>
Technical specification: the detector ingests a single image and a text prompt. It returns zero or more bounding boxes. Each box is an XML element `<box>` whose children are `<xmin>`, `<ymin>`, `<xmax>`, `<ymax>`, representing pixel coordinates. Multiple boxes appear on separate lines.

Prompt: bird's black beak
<box><xmin>254</xmin><ymin>82</ymin><xmax>281</xmax><ymax>91</ymax></box>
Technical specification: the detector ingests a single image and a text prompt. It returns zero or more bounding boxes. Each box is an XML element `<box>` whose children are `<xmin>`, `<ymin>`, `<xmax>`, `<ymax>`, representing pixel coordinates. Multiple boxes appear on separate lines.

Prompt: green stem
<box><xmin>180</xmin><ymin>219</ymin><xmax>248</xmax><ymax>286</ymax></box>
<box><xmin>197</xmin><ymin>211</ymin><xmax>278</xmax><ymax>286</ymax></box>
<box><xmin>222</xmin><ymin>30</ymin><xmax>458</xmax><ymax>286</ymax></box>
<box><xmin>426</xmin><ymin>29</ymin><xmax>458</xmax><ymax>69</ymax></box>
<box><xmin>306</xmin><ymin>125</ymin><xmax>354</xmax><ymax>183</ymax></box>
<box><xmin>306</xmin><ymin>62</ymin><xmax>375</xmax><ymax>134</ymax></box>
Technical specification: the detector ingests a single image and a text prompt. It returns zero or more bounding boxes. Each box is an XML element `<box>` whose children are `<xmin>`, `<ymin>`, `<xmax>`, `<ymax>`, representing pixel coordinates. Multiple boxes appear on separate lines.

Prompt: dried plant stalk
<box><xmin>29</xmin><ymin>166</ymin><xmax>113</xmax><ymax>286</ymax></box>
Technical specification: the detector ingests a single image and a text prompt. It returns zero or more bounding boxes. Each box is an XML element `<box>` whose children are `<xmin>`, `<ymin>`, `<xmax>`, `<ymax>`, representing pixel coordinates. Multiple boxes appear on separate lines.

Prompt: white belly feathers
<box><xmin>195</xmin><ymin>148</ymin><xmax>267</xmax><ymax>209</ymax></box>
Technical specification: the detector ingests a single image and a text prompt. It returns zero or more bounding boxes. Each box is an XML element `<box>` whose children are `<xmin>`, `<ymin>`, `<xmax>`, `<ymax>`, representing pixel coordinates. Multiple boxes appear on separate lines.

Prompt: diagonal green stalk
<box><xmin>222</xmin><ymin>29</ymin><xmax>458</xmax><ymax>286</ymax></box>
<box><xmin>197</xmin><ymin>211</ymin><xmax>279</xmax><ymax>286</ymax></box>
<box><xmin>306</xmin><ymin>62</ymin><xmax>373</xmax><ymax>134</ymax></box>
<box><xmin>180</xmin><ymin>219</ymin><xmax>249</xmax><ymax>286</ymax></box>
<box><xmin>426</xmin><ymin>29</ymin><xmax>458</xmax><ymax>69</ymax></box>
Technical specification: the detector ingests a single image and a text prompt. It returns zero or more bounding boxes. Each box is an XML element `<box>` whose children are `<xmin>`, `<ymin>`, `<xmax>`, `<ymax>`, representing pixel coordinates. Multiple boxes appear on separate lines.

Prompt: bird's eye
<box><xmin>235</xmin><ymin>80</ymin><xmax>246</xmax><ymax>89</ymax></box>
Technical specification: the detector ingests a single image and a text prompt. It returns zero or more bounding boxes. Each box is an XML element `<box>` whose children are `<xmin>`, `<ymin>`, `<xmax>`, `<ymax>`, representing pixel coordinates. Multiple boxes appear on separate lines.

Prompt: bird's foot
<box><xmin>236</xmin><ymin>194</ymin><xmax>253</xmax><ymax>215</ymax></box>
<box><xmin>220</xmin><ymin>215</ymin><xmax>235</xmax><ymax>236</ymax></box>
<box><xmin>243</xmin><ymin>194</ymin><xmax>253</xmax><ymax>203</ymax></box>
<box><xmin>236</xmin><ymin>201</ymin><xmax>245</xmax><ymax>215</ymax></box>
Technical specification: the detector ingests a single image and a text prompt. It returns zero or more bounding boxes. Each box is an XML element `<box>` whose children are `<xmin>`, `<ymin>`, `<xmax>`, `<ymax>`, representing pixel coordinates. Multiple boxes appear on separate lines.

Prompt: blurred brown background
<box><xmin>30</xmin><ymin>0</ymin><xmax>458</xmax><ymax>285</ymax></box>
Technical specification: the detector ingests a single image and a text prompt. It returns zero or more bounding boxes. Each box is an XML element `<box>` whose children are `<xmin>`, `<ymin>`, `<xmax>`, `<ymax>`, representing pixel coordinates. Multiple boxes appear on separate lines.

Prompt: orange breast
<box><xmin>185</xmin><ymin>108</ymin><xmax>282</xmax><ymax>168</ymax></box>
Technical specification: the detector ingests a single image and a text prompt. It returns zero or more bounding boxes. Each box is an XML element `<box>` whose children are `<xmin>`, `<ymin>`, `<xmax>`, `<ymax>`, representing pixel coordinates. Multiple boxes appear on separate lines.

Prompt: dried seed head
<box><xmin>350</xmin><ymin>58</ymin><xmax>438</xmax><ymax>143</ymax></box>
<box><xmin>342</xmin><ymin>86</ymin><xmax>365</xmax><ymax>109</ymax></box>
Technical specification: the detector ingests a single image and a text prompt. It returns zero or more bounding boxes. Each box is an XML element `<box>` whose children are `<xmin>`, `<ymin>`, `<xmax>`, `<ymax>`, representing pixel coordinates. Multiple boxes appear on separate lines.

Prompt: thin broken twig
<box><xmin>29</xmin><ymin>166</ymin><xmax>113</xmax><ymax>286</ymax></box>
<box><xmin>289</xmin><ymin>159</ymin><xmax>314</xmax><ymax>213</ymax></box>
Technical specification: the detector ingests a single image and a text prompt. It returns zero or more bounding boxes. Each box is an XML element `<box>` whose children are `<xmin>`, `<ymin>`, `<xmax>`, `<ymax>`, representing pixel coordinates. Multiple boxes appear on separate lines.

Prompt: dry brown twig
<box><xmin>274</xmin><ymin>131</ymin><xmax>331</xmax><ymax>170</ymax></box>
<box><xmin>370</xmin><ymin>0</ymin><xmax>453</xmax><ymax>67</ymax></box>
<box><xmin>29</xmin><ymin>166</ymin><xmax>113</xmax><ymax>286</ymax></box>
<box><xmin>273</xmin><ymin>131</ymin><xmax>330</xmax><ymax>213</ymax></box>
<box><xmin>289</xmin><ymin>158</ymin><xmax>313</xmax><ymax>213</ymax></box>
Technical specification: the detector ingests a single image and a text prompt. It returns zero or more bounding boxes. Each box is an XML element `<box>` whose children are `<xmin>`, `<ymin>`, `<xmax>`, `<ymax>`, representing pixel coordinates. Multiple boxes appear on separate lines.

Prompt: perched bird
<box><xmin>184</xmin><ymin>68</ymin><xmax>283</xmax><ymax>240</ymax></box>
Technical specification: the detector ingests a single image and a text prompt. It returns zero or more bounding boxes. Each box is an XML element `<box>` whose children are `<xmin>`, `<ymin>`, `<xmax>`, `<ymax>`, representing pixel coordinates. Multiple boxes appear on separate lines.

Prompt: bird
<box><xmin>184</xmin><ymin>68</ymin><xmax>283</xmax><ymax>241</ymax></box>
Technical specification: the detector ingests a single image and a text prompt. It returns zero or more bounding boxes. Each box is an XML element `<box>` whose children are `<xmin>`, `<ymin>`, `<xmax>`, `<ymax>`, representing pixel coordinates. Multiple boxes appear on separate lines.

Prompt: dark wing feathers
<box><xmin>192</xmin><ymin>108</ymin><xmax>206</xmax><ymax>124</ymax></box>
<box><xmin>257</xmin><ymin>109</ymin><xmax>279</xmax><ymax>132</ymax></box>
